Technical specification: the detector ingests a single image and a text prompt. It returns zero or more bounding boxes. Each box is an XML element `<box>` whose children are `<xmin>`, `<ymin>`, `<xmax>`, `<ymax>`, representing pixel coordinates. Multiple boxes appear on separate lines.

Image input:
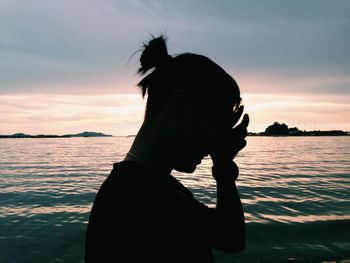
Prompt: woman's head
<box><xmin>138</xmin><ymin>35</ymin><xmax>241</xmax><ymax>119</ymax></box>
<box><xmin>137</xmin><ymin>35</ymin><xmax>242</xmax><ymax>172</ymax></box>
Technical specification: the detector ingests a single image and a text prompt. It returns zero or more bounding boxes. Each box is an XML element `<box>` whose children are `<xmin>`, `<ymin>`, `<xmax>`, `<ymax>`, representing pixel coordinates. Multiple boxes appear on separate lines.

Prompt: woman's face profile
<box><xmin>170</xmin><ymin>101</ymin><xmax>230</xmax><ymax>173</ymax></box>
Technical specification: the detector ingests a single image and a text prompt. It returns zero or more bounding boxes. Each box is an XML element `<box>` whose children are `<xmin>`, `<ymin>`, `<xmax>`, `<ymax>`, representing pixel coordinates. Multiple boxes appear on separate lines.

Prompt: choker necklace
<box><xmin>126</xmin><ymin>151</ymin><xmax>144</xmax><ymax>165</ymax></box>
<box><xmin>127</xmin><ymin>152</ymin><xmax>170</xmax><ymax>180</ymax></box>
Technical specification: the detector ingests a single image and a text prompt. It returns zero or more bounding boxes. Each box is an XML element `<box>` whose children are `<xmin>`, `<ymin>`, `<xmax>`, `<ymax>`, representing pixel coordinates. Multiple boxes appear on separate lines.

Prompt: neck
<box><xmin>124</xmin><ymin>120</ymin><xmax>173</xmax><ymax>175</ymax></box>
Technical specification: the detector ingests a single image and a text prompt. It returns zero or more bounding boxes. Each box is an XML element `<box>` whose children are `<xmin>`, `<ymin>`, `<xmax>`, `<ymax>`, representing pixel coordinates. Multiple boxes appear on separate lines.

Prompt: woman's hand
<box><xmin>210</xmin><ymin>105</ymin><xmax>250</xmax><ymax>166</ymax></box>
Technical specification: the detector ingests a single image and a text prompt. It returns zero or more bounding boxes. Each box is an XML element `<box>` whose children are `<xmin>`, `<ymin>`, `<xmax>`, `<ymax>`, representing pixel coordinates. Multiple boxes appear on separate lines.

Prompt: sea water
<box><xmin>0</xmin><ymin>136</ymin><xmax>349</xmax><ymax>262</ymax></box>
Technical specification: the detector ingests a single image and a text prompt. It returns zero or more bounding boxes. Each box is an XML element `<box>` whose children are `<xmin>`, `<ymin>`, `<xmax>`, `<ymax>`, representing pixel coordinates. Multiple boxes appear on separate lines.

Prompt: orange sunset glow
<box><xmin>1</xmin><ymin>1</ymin><xmax>349</xmax><ymax>135</ymax></box>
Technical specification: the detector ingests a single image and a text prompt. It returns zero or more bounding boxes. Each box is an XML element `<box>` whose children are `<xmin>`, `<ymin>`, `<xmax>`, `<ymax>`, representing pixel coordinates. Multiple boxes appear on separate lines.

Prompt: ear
<box><xmin>166</xmin><ymin>89</ymin><xmax>185</xmax><ymax>122</ymax></box>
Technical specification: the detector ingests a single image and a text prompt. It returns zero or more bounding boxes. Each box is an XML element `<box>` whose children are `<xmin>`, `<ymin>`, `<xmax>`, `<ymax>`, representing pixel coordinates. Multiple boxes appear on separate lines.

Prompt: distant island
<box><xmin>1</xmin><ymin>123</ymin><xmax>348</xmax><ymax>138</ymax></box>
<box><xmin>249</xmin><ymin>122</ymin><xmax>349</xmax><ymax>136</ymax></box>
<box><xmin>0</xmin><ymin>131</ymin><xmax>113</xmax><ymax>139</ymax></box>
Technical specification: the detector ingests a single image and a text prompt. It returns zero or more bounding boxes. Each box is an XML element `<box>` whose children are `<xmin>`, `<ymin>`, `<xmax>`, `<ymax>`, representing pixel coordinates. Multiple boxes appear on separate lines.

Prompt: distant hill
<box><xmin>0</xmin><ymin>131</ymin><xmax>113</xmax><ymax>138</ymax></box>
<box><xmin>63</xmin><ymin>131</ymin><xmax>112</xmax><ymax>137</ymax></box>
<box><xmin>249</xmin><ymin>122</ymin><xmax>349</xmax><ymax>136</ymax></box>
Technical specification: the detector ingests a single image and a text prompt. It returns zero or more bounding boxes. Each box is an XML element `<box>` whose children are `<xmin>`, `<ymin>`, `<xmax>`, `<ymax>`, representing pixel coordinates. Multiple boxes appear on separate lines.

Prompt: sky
<box><xmin>1</xmin><ymin>0</ymin><xmax>349</xmax><ymax>135</ymax></box>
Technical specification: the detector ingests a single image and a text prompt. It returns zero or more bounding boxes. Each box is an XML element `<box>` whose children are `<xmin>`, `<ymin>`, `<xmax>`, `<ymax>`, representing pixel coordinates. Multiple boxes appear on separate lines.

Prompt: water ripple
<box><xmin>0</xmin><ymin>136</ymin><xmax>349</xmax><ymax>262</ymax></box>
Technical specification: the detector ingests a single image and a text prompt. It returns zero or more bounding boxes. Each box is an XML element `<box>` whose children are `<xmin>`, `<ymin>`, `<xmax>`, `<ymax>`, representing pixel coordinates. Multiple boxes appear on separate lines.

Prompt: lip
<box><xmin>195</xmin><ymin>152</ymin><xmax>208</xmax><ymax>164</ymax></box>
<box><xmin>196</xmin><ymin>155</ymin><xmax>206</xmax><ymax>164</ymax></box>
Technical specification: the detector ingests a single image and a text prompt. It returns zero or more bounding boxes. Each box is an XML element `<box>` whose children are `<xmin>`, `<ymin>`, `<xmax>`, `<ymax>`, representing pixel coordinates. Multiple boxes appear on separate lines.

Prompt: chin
<box><xmin>174</xmin><ymin>163</ymin><xmax>197</xmax><ymax>173</ymax></box>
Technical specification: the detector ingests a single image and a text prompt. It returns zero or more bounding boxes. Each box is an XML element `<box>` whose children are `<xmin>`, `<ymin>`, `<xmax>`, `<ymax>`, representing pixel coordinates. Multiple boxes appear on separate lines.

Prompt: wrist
<box><xmin>212</xmin><ymin>161</ymin><xmax>239</xmax><ymax>182</ymax></box>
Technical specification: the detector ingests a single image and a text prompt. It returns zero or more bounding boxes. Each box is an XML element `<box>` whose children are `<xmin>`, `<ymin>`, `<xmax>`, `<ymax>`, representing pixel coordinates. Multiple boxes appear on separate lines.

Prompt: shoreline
<box><xmin>1</xmin><ymin>135</ymin><xmax>349</xmax><ymax>139</ymax></box>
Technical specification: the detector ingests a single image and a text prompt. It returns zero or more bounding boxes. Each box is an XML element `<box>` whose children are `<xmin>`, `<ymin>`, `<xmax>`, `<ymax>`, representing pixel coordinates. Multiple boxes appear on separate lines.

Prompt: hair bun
<box><xmin>138</xmin><ymin>35</ymin><xmax>172</xmax><ymax>75</ymax></box>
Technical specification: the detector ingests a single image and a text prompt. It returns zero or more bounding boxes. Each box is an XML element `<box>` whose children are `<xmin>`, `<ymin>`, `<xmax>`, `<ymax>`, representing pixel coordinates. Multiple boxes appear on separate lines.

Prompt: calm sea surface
<box><xmin>0</xmin><ymin>137</ymin><xmax>349</xmax><ymax>262</ymax></box>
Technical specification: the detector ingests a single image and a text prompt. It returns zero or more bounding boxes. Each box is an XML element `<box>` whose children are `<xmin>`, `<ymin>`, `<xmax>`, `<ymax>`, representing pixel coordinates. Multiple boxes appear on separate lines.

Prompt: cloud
<box><xmin>0</xmin><ymin>0</ymin><xmax>150</xmax><ymax>93</ymax></box>
<box><xmin>1</xmin><ymin>92</ymin><xmax>349</xmax><ymax>135</ymax></box>
<box><xmin>243</xmin><ymin>93</ymin><xmax>350</xmax><ymax>132</ymax></box>
<box><xmin>234</xmin><ymin>70</ymin><xmax>350</xmax><ymax>95</ymax></box>
<box><xmin>0</xmin><ymin>94</ymin><xmax>146</xmax><ymax>135</ymax></box>
<box><xmin>1</xmin><ymin>1</ymin><xmax>349</xmax><ymax>134</ymax></box>
<box><xmin>0</xmin><ymin>0</ymin><xmax>349</xmax><ymax>95</ymax></box>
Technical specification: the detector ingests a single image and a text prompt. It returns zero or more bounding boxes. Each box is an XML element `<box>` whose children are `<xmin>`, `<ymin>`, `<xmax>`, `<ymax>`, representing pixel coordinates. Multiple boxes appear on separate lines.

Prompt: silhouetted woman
<box><xmin>85</xmin><ymin>35</ymin><xmax>249</xmax><ymax>263</ymax></box>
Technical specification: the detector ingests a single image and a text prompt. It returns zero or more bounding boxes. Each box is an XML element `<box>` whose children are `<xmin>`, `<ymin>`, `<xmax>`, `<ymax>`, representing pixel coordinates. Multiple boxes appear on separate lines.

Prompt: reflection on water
<box><xmin>0</xmin><ymin>137</ymin><xmax>349</xmax><ymax>262</ymax></box>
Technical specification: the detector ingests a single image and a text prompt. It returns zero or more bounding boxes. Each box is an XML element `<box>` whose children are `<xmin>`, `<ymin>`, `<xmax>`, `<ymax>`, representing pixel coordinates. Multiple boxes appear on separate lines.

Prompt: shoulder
<box><xmin>168</xmin><ymin>175</ymin><xmax>209</xmax><ymax>211</ymax></box>
<box><xmin>92</xmin><ymin>161</ymin><xmax>167</xmax><ymax>213</ymax></box>
<box><xmin>87</xmin><ymin>161</ymin><xmax>168</xmax><ymax>237</ymax></box>
<box><xmin>86</xmin><ymin>161</ymin><xmax>169</xmax><ymax>262</ymax></box>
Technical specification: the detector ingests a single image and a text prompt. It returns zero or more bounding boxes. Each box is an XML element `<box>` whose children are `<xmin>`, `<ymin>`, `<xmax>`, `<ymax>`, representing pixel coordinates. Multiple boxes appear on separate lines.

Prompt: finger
<box><xmin>232</xmin><ymin>139</ymin><xmax>247</xmax><ymax>157</ymax></box>
<box><xmin>241</xmin><ymin>114</ymin><xmax>250</xmax><ymax>129</ymax></box>
<box><xmin>231</xmin><ymin>124</ymin><xmax>248</xmax><ymax>139</ymax></box>
<box><xmin>232</xmin><ymin>105</ymin><xmax>244</xmax><ymax>126</ymax></box>
<box><xmin>239</xmin><ymin>139</ymin><xmax>247</xmax><ymax>150</ymax></box>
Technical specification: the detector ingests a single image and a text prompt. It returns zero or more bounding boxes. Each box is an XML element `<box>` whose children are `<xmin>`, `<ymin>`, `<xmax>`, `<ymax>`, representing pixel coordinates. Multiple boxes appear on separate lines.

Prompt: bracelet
<box><xmin>212</xmin><ymin>161</ymin><xmax>239</xmax><ymax>182</ymax></box>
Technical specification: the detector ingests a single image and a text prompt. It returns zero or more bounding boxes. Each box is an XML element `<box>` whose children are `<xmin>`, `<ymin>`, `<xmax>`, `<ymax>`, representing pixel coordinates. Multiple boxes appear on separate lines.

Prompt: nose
<box><xmin>201</xmin><ymin>153</ymin><xmax>209</xmax><ymax>159</ymax></box>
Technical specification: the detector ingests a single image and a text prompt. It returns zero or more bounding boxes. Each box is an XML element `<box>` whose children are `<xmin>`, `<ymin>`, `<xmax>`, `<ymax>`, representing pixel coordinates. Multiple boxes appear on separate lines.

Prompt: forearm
<box><xmin>216</xmin><ymin>181</ymin><xmax>244</xmax><ymax>221</ymax></box>
<box><xmin>211</xmin><ymin>162</ymin><xmax>246</xmax><ymax>252</ymax></box>
<box><xmin>207</xmin><ymin>110</ymin><xmax>249</xmax><ymax>252</ymax></box>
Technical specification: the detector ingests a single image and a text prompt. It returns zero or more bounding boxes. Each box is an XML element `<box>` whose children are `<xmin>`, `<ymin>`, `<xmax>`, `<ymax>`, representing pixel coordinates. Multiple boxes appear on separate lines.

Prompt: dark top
<box><xmin>85</xmin><ymin>160</ymin><xmax>216</xmax><ymax>263</ymax></box>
